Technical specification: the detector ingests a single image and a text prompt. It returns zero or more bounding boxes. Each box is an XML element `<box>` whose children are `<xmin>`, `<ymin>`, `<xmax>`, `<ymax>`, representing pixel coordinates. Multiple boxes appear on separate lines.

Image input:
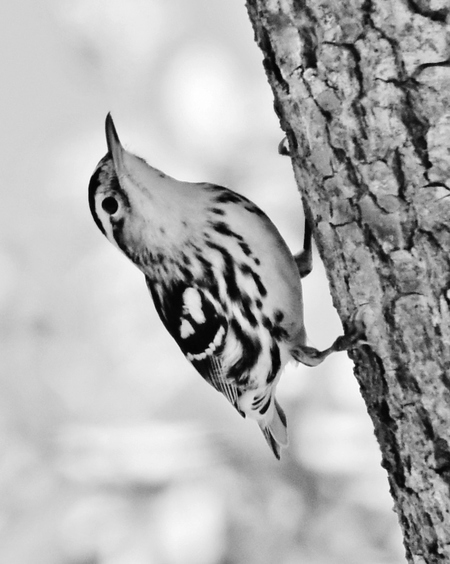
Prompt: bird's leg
<box><xmin>294</xmin><ymin>220</ymin><xmax>313</xmax><ymax>279</ymax></box>
<box><xmin>278</xmin><ymin>137</ymin><xmax>313</xmax><ymax>280</ymax></box>
<box><xmin>293</xmin><ymin>305</ymin><xmax>369</xmax><ymax>367</ymax></box>
<box><xmin>292</xmin><ymin>210</ymin><xmax>368</xmax><ymax>365</ymax></box>
<box><xmin>278</xmin><ymin>135</ymin><xmax>368</xmax><ymax>364</ymax></box>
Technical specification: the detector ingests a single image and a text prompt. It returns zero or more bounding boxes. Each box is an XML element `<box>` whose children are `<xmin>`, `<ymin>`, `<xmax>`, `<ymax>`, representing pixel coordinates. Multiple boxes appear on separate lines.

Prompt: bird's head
<box><xmin>88</xmin><ymin>114</ymin><xmax>182</xmax><ymax>269</ymax></box>
<box><xmin>88</xmin><ymin>114</ymin><xmax>130</xmax><ymax>238</ymax></box>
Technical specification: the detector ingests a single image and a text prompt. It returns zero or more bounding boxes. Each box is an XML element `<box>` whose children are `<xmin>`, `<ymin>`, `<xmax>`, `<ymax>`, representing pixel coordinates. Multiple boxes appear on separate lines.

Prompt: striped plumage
<box><xmin>88</xmin><ymin>114</ymin><xmax>356</xmax><ymax>459</ymax></box>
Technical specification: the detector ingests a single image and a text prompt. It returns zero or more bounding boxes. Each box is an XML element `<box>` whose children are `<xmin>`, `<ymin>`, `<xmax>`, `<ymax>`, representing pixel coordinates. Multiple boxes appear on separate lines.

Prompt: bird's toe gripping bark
<box><xmin>292</xmin><ymin>304</ymin><xmax>370</xmax><ymax>367</ymax></box>
<box><xmin>338</xmin><ymin>304</ymin><xmax>371</xmax><ymax>349</ymax></box>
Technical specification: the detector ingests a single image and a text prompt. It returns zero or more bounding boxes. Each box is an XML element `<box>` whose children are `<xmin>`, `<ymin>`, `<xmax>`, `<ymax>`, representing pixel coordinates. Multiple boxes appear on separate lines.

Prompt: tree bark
<box><xmin>245</xmin><ymin>1</ymin><xmax>450</xmax><ymax>562</ymax></box>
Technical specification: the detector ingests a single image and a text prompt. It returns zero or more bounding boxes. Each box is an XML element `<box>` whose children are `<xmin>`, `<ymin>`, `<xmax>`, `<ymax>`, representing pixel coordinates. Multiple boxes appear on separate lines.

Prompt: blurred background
<box><xmin>0</xmin><ymin>0</ymin><xmax>405</xmax><ymax>562</ymax></box>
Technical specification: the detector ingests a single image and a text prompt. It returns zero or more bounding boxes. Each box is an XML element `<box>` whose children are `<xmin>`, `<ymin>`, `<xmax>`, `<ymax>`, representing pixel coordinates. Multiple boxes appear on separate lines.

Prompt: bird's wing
<box><xmin>145</xmin><ymin>276</ymin><xmax>241</xmax><ymax>412</ymax></box>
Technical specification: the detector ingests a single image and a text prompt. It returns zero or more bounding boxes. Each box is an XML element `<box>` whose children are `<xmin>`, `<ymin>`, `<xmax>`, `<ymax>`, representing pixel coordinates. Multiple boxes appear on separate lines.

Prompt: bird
<box><xmin>88</xmin><ymin>114</ymin><xmax>361</xmax><ymax>459</ymax></box>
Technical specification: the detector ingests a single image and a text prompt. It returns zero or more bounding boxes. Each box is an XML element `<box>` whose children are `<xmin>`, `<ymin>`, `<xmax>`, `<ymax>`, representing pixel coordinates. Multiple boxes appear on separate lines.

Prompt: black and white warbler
<box><xmin>88</xmin><ymin>114</ymin><xmax>362</xmax><ymax>459</ymax></box>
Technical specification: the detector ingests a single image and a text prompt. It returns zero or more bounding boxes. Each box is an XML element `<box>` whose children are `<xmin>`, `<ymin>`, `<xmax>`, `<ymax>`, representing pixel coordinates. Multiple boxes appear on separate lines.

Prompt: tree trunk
<box><xmin>245</xmin><ymin>1</ymin><xmax>450</xmax><ymax>562</ymax></box>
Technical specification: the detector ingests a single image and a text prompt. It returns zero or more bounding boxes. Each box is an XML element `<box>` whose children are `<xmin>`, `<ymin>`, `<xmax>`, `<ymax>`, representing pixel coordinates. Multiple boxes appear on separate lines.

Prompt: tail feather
<box><xmin>259</xmin><ymin>399</ymin><xmax>288</xmax><ymax>460</ymax></box>
<box><xmin>261</xmin><ymin>426</ymin><xmax>281</xmax><ymax>460</ymax></box>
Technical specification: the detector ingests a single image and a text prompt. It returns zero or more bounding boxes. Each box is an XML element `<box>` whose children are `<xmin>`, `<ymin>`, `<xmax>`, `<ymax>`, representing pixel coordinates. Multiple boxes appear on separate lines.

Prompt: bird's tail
<box><xmin>259</xmin><ymin>399</ymin><xmax>288</xmax><ymax>460</ymax></box>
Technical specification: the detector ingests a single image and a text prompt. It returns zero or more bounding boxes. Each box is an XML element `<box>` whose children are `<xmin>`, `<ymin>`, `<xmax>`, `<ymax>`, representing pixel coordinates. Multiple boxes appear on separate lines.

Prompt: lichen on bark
<box><xmin>246</xmin><ymin>0</ymin><xmax>450</xmax><ymax>561</ymax></box>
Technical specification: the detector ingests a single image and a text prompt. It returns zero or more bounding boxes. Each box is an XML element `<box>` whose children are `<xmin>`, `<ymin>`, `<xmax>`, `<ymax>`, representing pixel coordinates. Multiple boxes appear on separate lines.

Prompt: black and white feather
<box><xmin>88</xmin><ymin>114</ymin><xmax>356</xmax><ymax>459</ymax></box>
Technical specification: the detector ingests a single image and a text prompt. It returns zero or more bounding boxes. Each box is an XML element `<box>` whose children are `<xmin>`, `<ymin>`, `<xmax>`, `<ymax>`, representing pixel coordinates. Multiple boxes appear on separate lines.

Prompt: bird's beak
<box><xmin>105</xmin><ymin>113</ymin><xmax>124</xmax><ymax>172</ymax></box>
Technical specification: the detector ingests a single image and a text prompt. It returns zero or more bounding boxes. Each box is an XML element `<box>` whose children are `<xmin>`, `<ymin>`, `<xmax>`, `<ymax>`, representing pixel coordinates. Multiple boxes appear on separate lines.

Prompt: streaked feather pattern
<box><xmin>88</xmin><ymin>114</ymin><xmax>362</xmax><ymax>459</ymax></box>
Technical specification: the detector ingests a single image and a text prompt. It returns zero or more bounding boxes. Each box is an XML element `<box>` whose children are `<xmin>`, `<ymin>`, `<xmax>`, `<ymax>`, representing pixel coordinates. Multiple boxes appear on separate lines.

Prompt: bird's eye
<box><xmin>102</xmin><ymin>196</ymin><xmax>119</xmax><ymax>215</ymax></box>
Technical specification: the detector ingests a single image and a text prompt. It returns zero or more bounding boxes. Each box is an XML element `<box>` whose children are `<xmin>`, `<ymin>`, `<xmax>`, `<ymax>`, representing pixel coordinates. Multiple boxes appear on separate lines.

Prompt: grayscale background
<box><xmin>1</xmin><ymin>0</ymin><xmax>405</xmax><ymax>562</ymax></box>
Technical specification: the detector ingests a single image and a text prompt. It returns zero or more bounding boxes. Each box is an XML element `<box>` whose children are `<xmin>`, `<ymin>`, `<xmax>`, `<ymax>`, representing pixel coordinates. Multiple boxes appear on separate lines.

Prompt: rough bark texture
<box><xmin>245</xmin><ymin>1</ymin><xmax>450</xmax><ymax>562</ymax></box>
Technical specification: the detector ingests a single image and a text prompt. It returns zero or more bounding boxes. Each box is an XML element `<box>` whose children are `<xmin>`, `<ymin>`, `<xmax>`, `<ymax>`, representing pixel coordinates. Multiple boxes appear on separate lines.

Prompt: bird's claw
<box><xmin>340</xmin><ymin>304</ymin><xmax>371</xmax><ymax>350</ymax></box>
<box><xmin>278</xmin><ymin>137</ymin><xmax>290</xmax><ymax>156</ymax></box>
